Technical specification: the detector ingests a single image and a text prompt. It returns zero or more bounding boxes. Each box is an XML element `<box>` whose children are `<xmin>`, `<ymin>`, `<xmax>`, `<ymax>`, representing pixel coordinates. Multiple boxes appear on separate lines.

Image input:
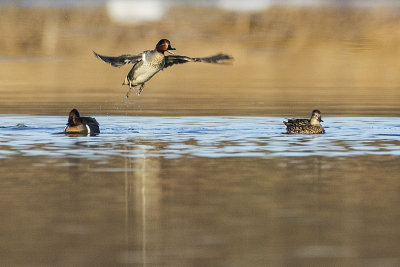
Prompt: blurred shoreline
<box><xmin>2</xmin><ymin>6</ymin><xmax>400</xmax><ymax>56</ymax></box>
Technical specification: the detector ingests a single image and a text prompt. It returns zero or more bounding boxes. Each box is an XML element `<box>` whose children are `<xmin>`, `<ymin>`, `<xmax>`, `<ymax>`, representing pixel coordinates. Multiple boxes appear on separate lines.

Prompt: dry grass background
<box><xmin>1</xmin><ymin>6</ymin><xmax>400</xmax><ymax>116</ymax></box>
<box><xmin>2</xmin><ymin>6</ymin><xmax>400</xmax><ymax>56</ymax></box>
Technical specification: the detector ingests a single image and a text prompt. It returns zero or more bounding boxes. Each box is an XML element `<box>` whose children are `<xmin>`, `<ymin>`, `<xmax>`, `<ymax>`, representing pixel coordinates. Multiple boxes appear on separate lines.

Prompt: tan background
<box><xmin>1</xmin><ymin>6</ymin><xmax>400</xmax><ymax>116</ymax></box>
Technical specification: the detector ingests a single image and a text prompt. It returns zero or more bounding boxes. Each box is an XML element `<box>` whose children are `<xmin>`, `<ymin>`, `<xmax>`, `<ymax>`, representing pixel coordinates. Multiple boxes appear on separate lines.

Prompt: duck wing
<box><xmin>81</xmin><ymin>117</ymin><xmax>100</xmax><ymax>134</ymax></box>
<box><xmin>93</xmin><ymin>51</ymin><xmax>143</xmax><ymax>67</ymax></box>
<box><xmin>284</xmin><ymin>118</ymin><xmax>310</xmax><ymax>126</ymax></box>
<box><xmin>164</xmin><ymin>54</ymin><xmax>233</xmax><ymax>69</ymax></box>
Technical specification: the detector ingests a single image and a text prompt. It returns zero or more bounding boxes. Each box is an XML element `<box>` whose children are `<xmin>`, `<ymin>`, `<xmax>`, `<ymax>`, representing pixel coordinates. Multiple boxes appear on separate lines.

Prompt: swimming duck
<box><xmin>284</xmin><ymin>110</ymin><xmax>325</xmax><ymax>134</ymax></box>
<box><xmin>64</xmin><ymin>109</ymin><xmax>100</xmax><ymax>135</ymax></box>
<box><xmin>93</xmin><ymin>39</ymin><xmax>233</xmax><ymax>98</ymax></box>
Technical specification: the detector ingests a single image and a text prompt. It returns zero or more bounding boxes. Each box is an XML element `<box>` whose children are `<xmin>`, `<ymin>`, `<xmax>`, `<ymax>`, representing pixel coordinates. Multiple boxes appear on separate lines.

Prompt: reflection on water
<box><xmin>1</xmin><ymin>4</ymin><xmax>400</xmax><ymax>266</ymax></box>
<box><xmin>0</xmin><ymin>116</ymin><xmax>400</xmax><ymax>266</ymax></box>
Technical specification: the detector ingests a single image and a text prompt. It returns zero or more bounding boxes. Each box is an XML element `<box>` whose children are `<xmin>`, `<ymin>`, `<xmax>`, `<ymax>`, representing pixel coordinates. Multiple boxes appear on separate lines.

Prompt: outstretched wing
<box><xmin>93</xmin><ymin>51</ymin><xmax>142</xmax><ymax>67</ymax></box>
<box><xmin>164</xmin><ymin>53</ymin><xmax>233</xmax><ymax>69</ymax></box>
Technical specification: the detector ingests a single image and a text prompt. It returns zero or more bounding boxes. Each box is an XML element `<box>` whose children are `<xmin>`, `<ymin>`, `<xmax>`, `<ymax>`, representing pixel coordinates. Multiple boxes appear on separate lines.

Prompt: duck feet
<box><xmin>137</xmin><ymin>84</ymin><xmax>144</xmax><ymax>96</ymax></box>
<box><xmin>125</xmin><ymin>84</ymin><xmax>133</xmax><ymax>99</ymax></box>
<box><xmin>124</xmin><ymin>83</ymin><xmax>144</xmax><ymax>98</ymax></box>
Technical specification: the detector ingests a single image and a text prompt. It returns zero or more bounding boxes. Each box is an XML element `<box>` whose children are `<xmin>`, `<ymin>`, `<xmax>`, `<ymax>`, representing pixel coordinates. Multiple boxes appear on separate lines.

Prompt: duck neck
<box><xmin>68</xmin><ymin>116</ymin><xmax>81</xmax><ymax>126</ymax></box>
<box><xmin>310</xmin><ymin>117</ymin><xmax>320</xmax><ymax>126</ymax></box>
<box><xmin>155</xmin><ymin>46</ymin><xmax>165</xmax><ymax>54</ymax></box>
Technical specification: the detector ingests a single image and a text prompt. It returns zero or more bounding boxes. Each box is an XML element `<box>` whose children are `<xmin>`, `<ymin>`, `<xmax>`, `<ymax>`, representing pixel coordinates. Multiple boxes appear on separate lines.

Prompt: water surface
<box><xmin>1</xmin><ymin>116</ymin><xmax>399</xmax><ymax>159</ymax></box>
<box><xmin>1</xmin><ymin>115</ymin><xmax>400</xmax><ymax>266</ymax></box>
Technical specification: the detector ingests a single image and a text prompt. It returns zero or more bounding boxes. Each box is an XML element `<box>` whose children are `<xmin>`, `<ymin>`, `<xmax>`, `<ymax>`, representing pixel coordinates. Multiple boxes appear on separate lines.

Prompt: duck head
<box><xmin>156</xmin><ymin>39</ymin><xmax>176</xmax><ymax>54</ymax></box>
<box><xmin>310</xmin><ymin>109</ymin><xmax>323</xmax><ymax>125</ymax></box>
<box><xmin>68</xmin><ymin>109</ymin><xmax>82</xmax><ymax>126</ymax></box>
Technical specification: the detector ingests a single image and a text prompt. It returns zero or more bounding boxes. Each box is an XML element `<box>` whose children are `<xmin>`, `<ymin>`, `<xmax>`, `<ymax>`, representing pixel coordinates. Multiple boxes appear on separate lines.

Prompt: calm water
<box><xmin>1</xmin><ymin>115</ymin><xmax>400</xmax><ymax>266</ymax></box>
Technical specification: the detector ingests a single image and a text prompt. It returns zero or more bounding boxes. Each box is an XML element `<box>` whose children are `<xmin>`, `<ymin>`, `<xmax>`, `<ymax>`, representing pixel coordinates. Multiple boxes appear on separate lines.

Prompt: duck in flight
<box><xmin>93</xmin><ymin>39</ymin><xmax>233</xmax><ymax>98</ymax></box>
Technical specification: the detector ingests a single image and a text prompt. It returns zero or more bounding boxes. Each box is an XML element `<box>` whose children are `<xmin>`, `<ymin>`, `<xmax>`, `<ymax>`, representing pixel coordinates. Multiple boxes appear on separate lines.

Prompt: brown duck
<box><xmin>64</xmin><ymin>109</ymin><xmax>100</xmax><ymax>135</ymax></box>
<box><xmin>284</xmin><ymin>110</ymin><xmax>325</xmax><ymax>134</ymax></box>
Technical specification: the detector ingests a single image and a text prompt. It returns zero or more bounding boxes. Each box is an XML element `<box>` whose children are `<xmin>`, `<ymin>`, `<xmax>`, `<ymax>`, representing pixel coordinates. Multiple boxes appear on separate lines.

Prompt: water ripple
<box><xmin>0</xmin><ymin>115</ymin><xmax>399</xmax><ymax>159</ymax></box>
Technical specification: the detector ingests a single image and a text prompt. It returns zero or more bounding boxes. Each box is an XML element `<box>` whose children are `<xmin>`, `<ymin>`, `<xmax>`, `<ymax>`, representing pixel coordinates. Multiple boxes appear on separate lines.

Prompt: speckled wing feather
<box><xmin>163</xmin><ymin>54</ymin><xmax>233</xmax><ymax>69</ymax></box>
<box><xmin>93</xmin><ymin>51</ymin><xmax>142</xmax><ymax>67</ymax></box>
<box><xmin>284</xmin><ymin>119</ymin><xmax>310</xmax><ymax>126</ymax></box>
<box><xmin>284</xmin><ymin>119</ymin><xmax>324</xmax><ymax>134</ymax></box>
<box><xmin>286</xmin><ymin>123</ymin><xmax>309</xmax><ymax>134</ymax></box>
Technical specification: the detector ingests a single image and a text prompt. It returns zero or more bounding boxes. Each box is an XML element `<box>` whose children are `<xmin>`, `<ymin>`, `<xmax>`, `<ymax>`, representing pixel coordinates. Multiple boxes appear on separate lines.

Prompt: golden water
<box><xmin>1</xmin><ymin>6</ymin><xmax>400</xmax><ymax>266</ymax></box>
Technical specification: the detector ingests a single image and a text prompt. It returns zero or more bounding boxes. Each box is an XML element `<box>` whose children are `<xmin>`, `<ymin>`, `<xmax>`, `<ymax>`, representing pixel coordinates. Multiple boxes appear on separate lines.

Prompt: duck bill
<box><xmin>167</xmin><ymin>46</ymin><xmax>176</xmax><ymax>54</ymax></box>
